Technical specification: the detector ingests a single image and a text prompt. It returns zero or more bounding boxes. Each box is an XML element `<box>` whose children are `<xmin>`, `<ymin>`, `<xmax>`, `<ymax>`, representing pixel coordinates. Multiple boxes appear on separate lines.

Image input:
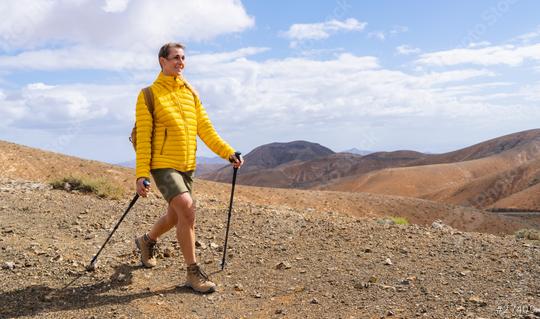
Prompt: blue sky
<box><xmin>1</xmin><ymin>0</ymin><xmax>539</xmax><ymax>164</ymax></box>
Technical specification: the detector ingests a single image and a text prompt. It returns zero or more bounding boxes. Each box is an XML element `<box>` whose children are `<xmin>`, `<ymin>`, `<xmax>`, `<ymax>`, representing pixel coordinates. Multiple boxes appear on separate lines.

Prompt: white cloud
<box><xmin>102</xmin><ymin>0</ymin><xmax>130</xmax><ymax>13</ymax></box>
<box><xmin>2</xmin><ymin>46</ymin><xmax>539</xmax><ymax>161</ymax></box>
<box><xmin>368</xmin><ymin>31</ymin><xmax>386</xmax><ymax>41</ymax></box>
<box><xmin>417</xmin><ymin>43</ymin><xmax>540</xmax><ymax>66</ymax></box>
<box><xmin>368</xmin><ymin>25</ymin><xmax>408</xmax><ymax>42</ymax></box>
<box><xmin>0</xmin><ymin>0</ymin><xmax>254</xmax><ymax>51</ymax></box>
<box><xmin>0</xmin><ymin>45</ymin><xmax>269</xmax><ymax>72</ymax></box>
<box><xmin>0</xmin><ymin>82</ymin><xmax>140</xmax><ymax>130</ymax></box>
<box><xmin>0</xmin><ymin>46</ymin><xmax>155</xmax><ymax>71</ymax></box>
<box><xmin>0</xmin><ymin>49</ymin><xmax>491</xmax><ymax>133</ymax></box>
<box><xmin>390</xmin><ymin>25</ymin><xmax>408</xmax><ymax>35</ymax></box>
<box><xmin>0</xmin><ymin>48</ymin><xmax>527</xmax><ymax>137</ymax></box>
<box><xmin>396</xmin><ymin>45</ymin><xmax>421</xmax><ymax>55</ymax></box>
<box><xmin>468</xmin><ymin>41</ymin><xmax>491</xmax><ymax>48</ymax></box>
<box><xmin>283</xmin><ymin>18</ymin><xmax>366</xmax><ymax>48</ymax></box>
<box><xmin>513</xmin><ymin>25</ymin><xmax>540</xmax><ymax>43</ymax></box>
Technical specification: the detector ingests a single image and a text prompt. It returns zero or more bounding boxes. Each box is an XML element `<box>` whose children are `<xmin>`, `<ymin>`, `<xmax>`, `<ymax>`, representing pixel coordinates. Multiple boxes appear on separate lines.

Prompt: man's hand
<box><xmin>136</xmin><ymin>178</ymin><xmax>151</xmax><ymax>197</ymax></box>
<box><xmin>229</xmin><ymin>152</ymin><xmax>244</xmax><ymax>169</ymax></box>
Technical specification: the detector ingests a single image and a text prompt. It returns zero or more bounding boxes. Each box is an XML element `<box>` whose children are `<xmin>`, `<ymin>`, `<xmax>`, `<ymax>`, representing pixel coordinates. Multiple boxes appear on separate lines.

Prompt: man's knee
<box><xmin>170</xmin><ymin>193</ymin><xmax>195</xmax><ymax>222</ymax></box>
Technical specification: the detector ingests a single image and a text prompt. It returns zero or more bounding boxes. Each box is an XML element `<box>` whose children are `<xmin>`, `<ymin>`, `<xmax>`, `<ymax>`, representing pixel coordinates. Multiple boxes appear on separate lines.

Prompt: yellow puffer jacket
<box><xmin>135</xmin><ymin>72</ymin><xmax>235</xmax><ymax>179</ymax></box>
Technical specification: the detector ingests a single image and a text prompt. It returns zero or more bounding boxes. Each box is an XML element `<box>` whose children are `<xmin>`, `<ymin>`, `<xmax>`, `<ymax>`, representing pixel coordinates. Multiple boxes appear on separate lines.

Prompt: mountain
<box><xmin>0</xmin><ymin>140</ymin><xmax>133</xmax><ymax>190</ymax></box>
<box><xmin>115</xmin><ymin>159</ymin><xmax>135</xmax><ymax>168</ymax></box>
<box><xmin>278</xmin><ymin>150</ymin><xmax>428</xmax><ymax>188</ymax></box>
<box><xmin>201</xmin><ymin>140</ymin><xmax>430</xmax><ymax>188</ymax></box>
<box><xmin>324</xmin><ymin>129</ymin><xmax>540</xmax><ymax>210</ymax></box>
<box><xmin>243</xmin><ymin>140</ymin><xmax>335</xmax><ymax>169</ymax></box>
<box><xmin>341</xmin><ymin>148</ymin><xmax>374</xmax><ymax>155</ymax></box>
<box><xmin>201</xmin><ymin>140</ymin><xmax>335</xmax><ymax>186</ymax></box>
<box><xmin>201</xmin><ymin>129</ymin><xmax>540</xmax><ymax>211</ymax></box>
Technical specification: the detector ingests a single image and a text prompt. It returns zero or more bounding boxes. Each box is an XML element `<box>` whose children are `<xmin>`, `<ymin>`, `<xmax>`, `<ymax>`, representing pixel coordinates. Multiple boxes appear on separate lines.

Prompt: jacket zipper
<box><xmin>160</xmin><ymin>128</ymin><xmax>168</xmax><ymax>155</ymax></box>
<box><xmin>175</xmin><ymin>92</ymin><xmax>190</xmax><ymax>160</ymax></box>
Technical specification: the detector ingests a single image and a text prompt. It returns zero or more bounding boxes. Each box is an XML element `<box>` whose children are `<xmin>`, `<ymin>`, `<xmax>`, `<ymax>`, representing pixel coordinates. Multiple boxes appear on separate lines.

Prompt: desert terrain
<box><xmin>0</xmin><ymin>140</ymin><xmax>539</xmax><ymax>318</ymax></box>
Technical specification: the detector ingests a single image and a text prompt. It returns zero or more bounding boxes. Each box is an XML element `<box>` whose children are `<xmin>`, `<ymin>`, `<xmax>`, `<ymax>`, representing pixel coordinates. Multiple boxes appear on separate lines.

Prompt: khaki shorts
<box><xmin>150</xmin><ymin>168</ymin><xmax>193</xmax><ymax>203</ymax></box>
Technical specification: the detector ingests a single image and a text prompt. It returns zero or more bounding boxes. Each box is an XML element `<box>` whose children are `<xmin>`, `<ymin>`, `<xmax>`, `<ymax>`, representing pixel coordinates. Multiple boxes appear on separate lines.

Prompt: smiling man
<box><xmin>134</xmin><ymin>42</ymin><xmax>244</xmax><ymax>293</ymax></box>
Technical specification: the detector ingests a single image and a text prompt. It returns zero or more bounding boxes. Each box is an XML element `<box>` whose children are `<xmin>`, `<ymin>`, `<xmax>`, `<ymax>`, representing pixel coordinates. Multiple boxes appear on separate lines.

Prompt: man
<box><xmin>134</xmin><ymin>42</ymin><xmax>244</xmax><ymax>293</ymax></box>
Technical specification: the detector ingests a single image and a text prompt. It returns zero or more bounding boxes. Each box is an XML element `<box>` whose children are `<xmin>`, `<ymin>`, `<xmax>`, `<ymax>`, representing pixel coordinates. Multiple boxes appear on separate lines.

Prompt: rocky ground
<box><xmin>0</xmin><ymin>178</ymin><xmax>539</xmax><ymax>319</ymax></box>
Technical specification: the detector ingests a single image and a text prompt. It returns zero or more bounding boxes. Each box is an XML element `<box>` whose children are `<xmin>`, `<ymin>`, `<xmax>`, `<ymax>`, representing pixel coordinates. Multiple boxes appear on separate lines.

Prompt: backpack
<box><xmin>129</xmin><ymin>87</ymin><xmax>154</xmax><ymax>151</ymax></box>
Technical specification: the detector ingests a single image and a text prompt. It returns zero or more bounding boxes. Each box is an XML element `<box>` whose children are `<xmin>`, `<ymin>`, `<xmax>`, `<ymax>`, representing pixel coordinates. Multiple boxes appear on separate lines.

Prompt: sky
<box><xmin>0</xmin><ymin>0</ymin><xmax>539</xmax><ymax>164</ymax></box>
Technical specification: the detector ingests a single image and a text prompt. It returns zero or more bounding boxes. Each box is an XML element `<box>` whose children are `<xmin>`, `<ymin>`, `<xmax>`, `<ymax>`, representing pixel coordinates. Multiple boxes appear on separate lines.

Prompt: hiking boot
<box><xmin>186</xmin><ymin>263</ymin><xmax>216</xmax><ymax>293</ymax></box>
<box><xmin>135</xmin><ymin>233</ymin><xmax>157</xmax><ymax>268</ymax></box>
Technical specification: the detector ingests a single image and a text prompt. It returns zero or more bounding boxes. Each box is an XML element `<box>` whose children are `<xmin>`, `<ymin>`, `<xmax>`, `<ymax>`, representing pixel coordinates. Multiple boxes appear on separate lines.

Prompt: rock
<box><xmin>368</xmin><ymin>276</ymin><xmax>379</xmax><ymax>283</ymax></box>
<box><xmin>354</xmin><ymin>282</ymin><xmax>370</xmax><ymax>289</ymax></box>
<box><xmin>163</xmin><ymin>247</ymin><xmax>173</xmax><ymax>257</ymax></box>
<box><xmin>210</xmin><ymin>242</ymin><xmax>219</xmax><ymax>250</ymax></box>
<box><xmin>310</xmin><ymin>297</ymin><xmax>319</xmax><ymax>304</ymax></box>
<box><xmin>2</xmin><ymin>261</ymin><xmax>15</xmax><ymax>270</ymax></box>
<box><xmin>275</xmin><ymin>309</ymin><xmax>286</xmax><ymax>315</ymax></box>
<box><xmin>275</xmin><ymin>262</ymin><xmax>292</xmax><ymax>270</ymax></box>
<box><xmin>387</xmin><ymin>310</ymin><xmax>395</xmax><ymax>316</ymax></box>
<box><xmin>384</xmin><ymin>258</ymin><xmax>393</xmax><ymax>265</ymax></box>
<box><xmin>399</xmin><ymin>278</ymin><xmax>411</xmax><ymax>285</ymax></box>
<box><xmin>254</xmin><ymin>293</ymin><xmax>262</xmax><ymax>298</ymax></box>
<box><xmin>431</xmin><ymin>220</ymin><xmax>446</xmax><ymax>230</ymax></box>
<box><xmin>459</xmin><ymin>270</ymin><xmax>471</xmax><ymax>276</ymax></box>
<box><xmin>380</xmin><ymin>284</ymin><xmax>397</xmax><ymax>292</ymax></box>
<box><xmin>468</xmin><ymin>295</ymin><xmax>486</xmax><ymax>306</ymax></box>
<box><xmin>195</xmin><ymin>241</ymin><xmax>207</xmax><ymax>250</ymax></box>
<box><xmin>234</xmin><ymin>283</ymin><xmax>244</xmax><ymax>291</ymax></box>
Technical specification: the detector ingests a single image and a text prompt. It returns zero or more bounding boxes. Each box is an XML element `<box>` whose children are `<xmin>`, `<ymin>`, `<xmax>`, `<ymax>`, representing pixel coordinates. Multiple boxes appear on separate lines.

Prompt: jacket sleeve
<box><xmin>195</xmin><ymin>96</ymin><xmax>235</xmax><ymax>160</ymax></box>
<box><xmin>135</xmin><ymin>90</ymin><xmax>153</xmax><ymax>179</ymax></box>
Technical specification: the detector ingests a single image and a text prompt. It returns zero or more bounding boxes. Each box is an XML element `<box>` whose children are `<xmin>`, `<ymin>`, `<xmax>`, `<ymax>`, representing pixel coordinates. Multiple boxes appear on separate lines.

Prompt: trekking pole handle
<box><xmin>143</xmin><ymin>180</ymin><xmax>151</xmax><ymax>188</ymax></box>
<box><xmin>230</xmin><ymin>151</ymin><xmax>242</xmax><ymax>165</ymax></box>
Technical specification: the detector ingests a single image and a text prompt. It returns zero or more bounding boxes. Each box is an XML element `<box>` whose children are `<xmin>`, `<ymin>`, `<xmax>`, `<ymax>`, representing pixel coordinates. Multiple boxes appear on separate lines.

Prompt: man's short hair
<box><xmin>159</xmin><ymin>42</ymin><xmax>185</xmax><ymax>59</ymax></box>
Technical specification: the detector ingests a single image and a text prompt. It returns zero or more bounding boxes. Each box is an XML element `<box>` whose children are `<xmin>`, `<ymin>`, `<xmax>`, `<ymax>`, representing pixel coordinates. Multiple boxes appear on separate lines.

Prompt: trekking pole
<box><xmin>86</xmin><ymin>180</ymin><xmax>150</xmax><ymax>271</ymax></box>
<box><xmin>221</xmin><ymin>152</ymin><xmax>241</xmax><ymax>270</ymax></box>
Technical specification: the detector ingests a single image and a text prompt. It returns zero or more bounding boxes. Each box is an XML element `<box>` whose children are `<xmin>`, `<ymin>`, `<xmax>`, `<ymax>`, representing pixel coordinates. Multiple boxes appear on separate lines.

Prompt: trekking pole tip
<box><xmin>86</xmin><ymin>260</ymin><xmax>98</xmax><ymax>272</ymax></box>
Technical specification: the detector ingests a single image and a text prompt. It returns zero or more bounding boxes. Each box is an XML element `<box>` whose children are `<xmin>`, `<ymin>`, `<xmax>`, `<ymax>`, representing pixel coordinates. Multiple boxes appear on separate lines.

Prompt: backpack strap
<box><xmin>182</xmin><ymin>79</ymin><xmax>199</xmax><ymax>102</ymax></box>
<box><xmin>142</xmin><ymin>86</ymin><xmax>154</xmax><ymax>115</ymax></box>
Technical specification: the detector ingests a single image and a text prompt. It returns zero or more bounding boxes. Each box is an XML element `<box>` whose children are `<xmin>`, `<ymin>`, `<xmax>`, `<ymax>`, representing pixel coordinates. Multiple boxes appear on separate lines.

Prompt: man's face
<box><xmin>160</xmin><ymin>47</ymin><xmax>185</xmax><ymax>77</ymax></box>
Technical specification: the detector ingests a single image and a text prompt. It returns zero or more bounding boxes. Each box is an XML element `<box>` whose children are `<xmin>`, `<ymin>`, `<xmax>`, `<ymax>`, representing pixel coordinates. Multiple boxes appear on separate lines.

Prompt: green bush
<box><xmin>515</xmin><ymin>228</ymin><xmax>540</xmax><ymax>241</ymax></box>
<box><xmin>50</xmin><ymin>176</ymin><xmax>124</xmax><ymax>199</ymax></box>
<box><xmin>390</xmin><ymin>216</ymin><xmax>409</xmax><ymax>225</ymax></box>
<box><xmin>376</xmin><ymin>216</ymin><xmax>410</xmax><ymax>225</ymax></box>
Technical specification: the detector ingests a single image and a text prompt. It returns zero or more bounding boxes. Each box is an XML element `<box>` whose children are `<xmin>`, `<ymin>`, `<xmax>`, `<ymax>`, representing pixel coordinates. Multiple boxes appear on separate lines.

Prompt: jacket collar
<box><xmin>154</xmin><ymin>71</ymin><xmax>186</xmax><ymax>90</ymax></box>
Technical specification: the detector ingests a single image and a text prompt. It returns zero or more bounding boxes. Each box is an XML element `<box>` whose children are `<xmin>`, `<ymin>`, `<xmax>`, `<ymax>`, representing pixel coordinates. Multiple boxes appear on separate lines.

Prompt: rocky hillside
<box><xmin>0</xmin><ymin>140</ymin><xmax>133</xmax><ymax>191</ymax></box>
<box><xmin>202</xmin><ymin>141</ymin><xmax>335</xmax><ymax>186</ymax></box>
<box><xmin>1</xmin><ymin>179</ymin><xmax>539</xmax><ymax>318</ymax></box>
<box><xmin>0</xmin><ymin>139</ymin><xmax>537</xmax><ymax>234</ymax></box>
<box><xmin>202</xmin><ymin>130</ymin><xmax>540</xmax><ymax>212</ymax></box>
<box><xmin>202</xmin><ymin>141</ymin><xmax>428</xmax><ymax>188</ymax></box>
<box><xmin>325</xmin><ymin>129</ymin><xmax>540</xmax><ymax>211</ymax></box>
